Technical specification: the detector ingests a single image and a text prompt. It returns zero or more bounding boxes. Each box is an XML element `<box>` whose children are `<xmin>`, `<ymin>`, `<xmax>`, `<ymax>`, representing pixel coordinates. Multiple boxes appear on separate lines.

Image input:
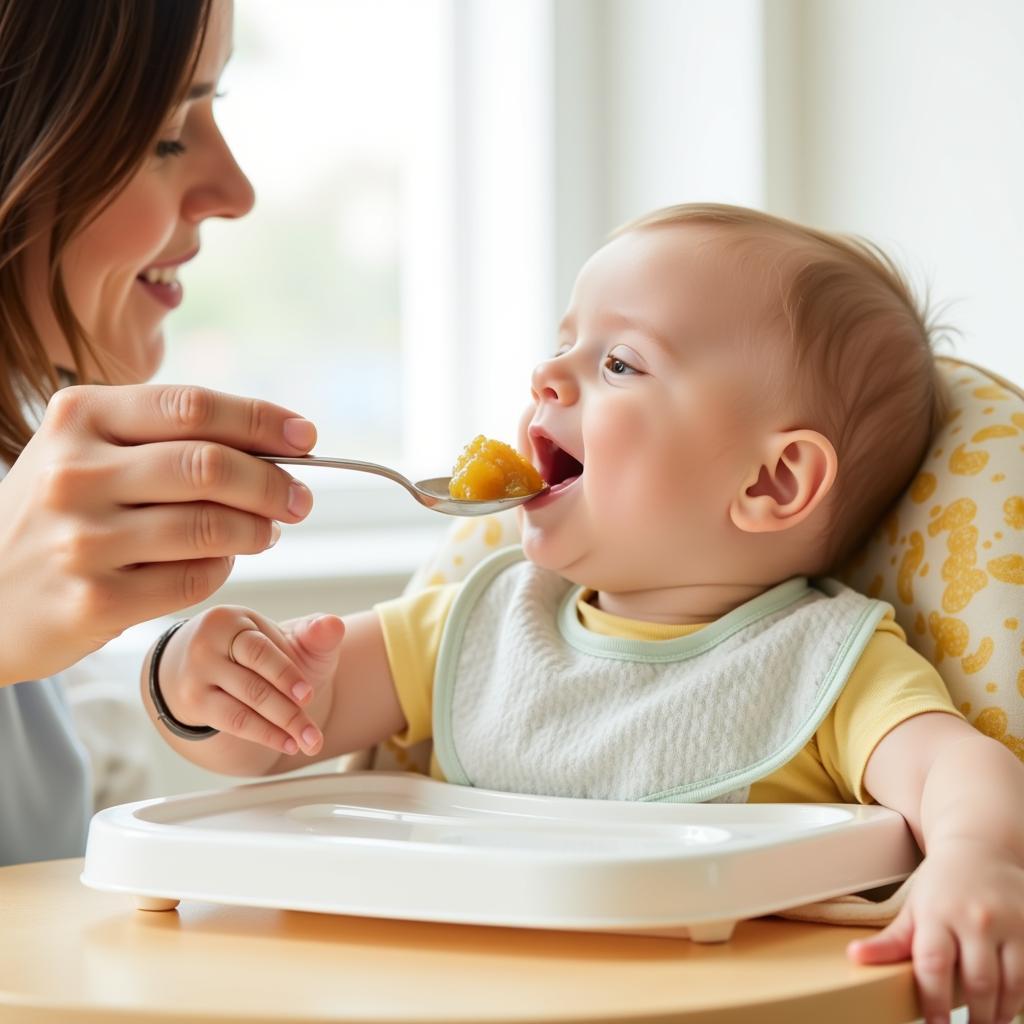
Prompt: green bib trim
<box><xmin>433</xmin><ymin>547</ymin><xmax>888</xmax><ymax>803</ymax></box>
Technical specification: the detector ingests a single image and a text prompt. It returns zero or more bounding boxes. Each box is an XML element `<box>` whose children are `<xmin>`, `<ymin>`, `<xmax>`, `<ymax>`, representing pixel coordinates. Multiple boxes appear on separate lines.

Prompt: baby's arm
<box><xmin>141</xmin><ymin>605</ymin><xmax>405</xmax><ymax>777</ymax></box>
<box><xmin>852</xmin><ymin>711</ymin><xmax>1024</xmax><ymax>1024</ymax></box>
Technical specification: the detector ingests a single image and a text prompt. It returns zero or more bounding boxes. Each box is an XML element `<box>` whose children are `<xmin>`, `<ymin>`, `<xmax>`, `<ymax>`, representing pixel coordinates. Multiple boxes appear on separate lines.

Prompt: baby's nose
<box><xmin>531</xmin><ymin>357</ymin><xmax>578</xmax><ymax>405</ymax></box>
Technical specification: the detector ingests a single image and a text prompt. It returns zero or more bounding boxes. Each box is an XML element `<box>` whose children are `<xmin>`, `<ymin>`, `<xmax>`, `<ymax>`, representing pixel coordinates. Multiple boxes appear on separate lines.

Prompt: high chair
<box><xmin>347</xmin><ymin>356</ymin><xmax>1023</xmax><ymax>1022</ymax></box>
<box><xmin>4</xmin><ymin>359</ymin><xmax>1015</xmax><ymax>1024</ymax></box>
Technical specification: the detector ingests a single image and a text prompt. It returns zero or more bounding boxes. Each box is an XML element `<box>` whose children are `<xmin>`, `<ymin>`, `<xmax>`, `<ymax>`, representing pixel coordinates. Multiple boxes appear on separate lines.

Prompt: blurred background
<box><xmin>102</xmin><ymin>0</ymin><xmax>1024</xmax><ymax>796</ymax></box>
<box><xmin>160</xmin><ymin>0</ymin><xmax>1024</xmax><ymax>477</ymax></box>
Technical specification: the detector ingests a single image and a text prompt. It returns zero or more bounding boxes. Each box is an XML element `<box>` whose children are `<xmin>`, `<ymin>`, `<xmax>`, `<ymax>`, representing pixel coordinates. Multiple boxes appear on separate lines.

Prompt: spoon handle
<box><xmin>252</xmin><ymin>454</ymin><xmax>419</xmax><ymax>495</ymax></box>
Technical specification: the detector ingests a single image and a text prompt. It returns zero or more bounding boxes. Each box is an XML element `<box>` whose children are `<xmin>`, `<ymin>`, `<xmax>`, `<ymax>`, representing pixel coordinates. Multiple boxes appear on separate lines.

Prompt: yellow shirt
<box><xmin>376</xmin><ymin>583</ymin><xmax>960</xmax><ymax>804</ymax></box>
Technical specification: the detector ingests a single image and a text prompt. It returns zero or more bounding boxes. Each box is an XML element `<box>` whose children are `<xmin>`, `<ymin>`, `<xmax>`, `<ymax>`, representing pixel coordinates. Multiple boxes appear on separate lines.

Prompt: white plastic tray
<box><xmin>82</xmin><ymin>771</ymin><xmax>918</xmax><ymax>942</ymax></box>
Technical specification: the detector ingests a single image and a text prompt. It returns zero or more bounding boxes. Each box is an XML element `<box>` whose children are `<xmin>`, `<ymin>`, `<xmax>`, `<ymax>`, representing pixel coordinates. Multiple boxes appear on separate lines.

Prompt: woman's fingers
<box><xmin>108</xmin><ymin>439</ymin><xmax>313</xmax><ymax>525</ymax></box>
<box><xmin>47</xmin><ymin>383</ymin><xmax>316</xmax><ymax>456</ymax></box>
<box><xmin>105</xmin><ymin>502</ymin><xmax>281</xmax><ymax>567</ymax></box>
<box><xmin>0</xmin><ymin>385</ymin><xmax>318</xmax><ymax>684</ymax></box>
<box><xmin>122</xmin><ymin>558</ymin><xmax>238</xmax><ymax>619</ymax></box>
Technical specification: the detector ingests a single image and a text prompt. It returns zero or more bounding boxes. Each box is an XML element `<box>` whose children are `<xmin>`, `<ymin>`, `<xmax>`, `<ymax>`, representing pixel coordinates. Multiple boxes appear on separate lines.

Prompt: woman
<box><xmin>0</xmin><ymin>0</ymin><xmax>314</xmax><ymax>864</ymax></box>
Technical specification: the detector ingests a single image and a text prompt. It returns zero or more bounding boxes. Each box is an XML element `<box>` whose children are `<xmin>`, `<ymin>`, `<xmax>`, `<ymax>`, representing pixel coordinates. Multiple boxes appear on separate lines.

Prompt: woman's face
<box><xmin>31</xmin><ymin>0</ymin><xmax>254</xmax><ymax>384</ymax></box>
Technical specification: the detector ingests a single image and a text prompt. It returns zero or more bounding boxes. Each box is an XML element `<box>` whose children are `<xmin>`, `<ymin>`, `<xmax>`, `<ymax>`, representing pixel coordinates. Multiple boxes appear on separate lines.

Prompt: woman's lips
<box><xmin>135</xmin><ymin>248</ymin><xmax>196</xmax><ymax>311</ymax></box>
<box><xmin>136</xmin><ymin>276</ymin><xmax>183</xmax><ymax>310</ymax></box>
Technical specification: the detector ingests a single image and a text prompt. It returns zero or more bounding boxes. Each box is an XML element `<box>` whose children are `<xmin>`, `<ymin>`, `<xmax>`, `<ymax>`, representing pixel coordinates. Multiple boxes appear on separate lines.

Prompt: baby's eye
<box><xmin>603</xmin><ymin>354</ymin><xmax>640</xmax><ymax>376</ymax></box>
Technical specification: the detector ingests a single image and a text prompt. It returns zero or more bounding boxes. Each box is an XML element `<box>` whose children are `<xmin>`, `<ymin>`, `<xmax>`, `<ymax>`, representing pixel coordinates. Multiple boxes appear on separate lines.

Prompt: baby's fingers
<box><xmin>200</xmin><ymin>686</ymin><xmax>302</xmax><ymax>755</ymax></box>
<box><xmin>959</xmin><ymin>912</ymin><xmax>1001</xmax><ymax>1024</ymax></box>
<box><xmin>996</xmin><ymin>940</ymin><xmax>1024</xmax><ymax>1024</ymax></box>
<box><xmin>229</xmin><ymin>626</ymin><xmax>313</xmax><ymax>708</ymax></box>
<box><xmin>912</xmin><ymin>923</ymin><xmax>958</xmax><ymax>1024</ymax></box>
<box><xmin>848</xmin><ymin>907</ymin><xmax>913</xmax><ymax>964</ymax></box>
<box><xmin>289</xmin><ymin>614</ymin><xmax>345</xmax><ymax>668</ymax></box>
<box><xmin>216</xmin><ymin>659</ymin><xmax>322</xmax><ymax>755</ymax></box>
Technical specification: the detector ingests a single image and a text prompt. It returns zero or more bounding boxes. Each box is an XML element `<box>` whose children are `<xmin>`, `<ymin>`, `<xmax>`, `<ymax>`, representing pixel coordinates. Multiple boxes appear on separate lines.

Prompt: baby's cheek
<box><xmin>586</xmin><ymin>410</ymin><xmax>640</xmax><ymax>478</ymax></box>
<box><xmin>612</xmin><ymin>433</ymin><xmax>724</xmax><ymax>545</ymax></box>
<box><xmin>587</xmin><ymin>412</ymin><xmax>677</xmax><ymax>515</ymax></box>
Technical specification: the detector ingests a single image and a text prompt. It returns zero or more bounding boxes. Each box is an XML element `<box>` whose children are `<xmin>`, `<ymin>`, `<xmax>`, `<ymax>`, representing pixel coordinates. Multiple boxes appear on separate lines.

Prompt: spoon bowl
<box><xmin>254</xmin><ymin>455</ymin><xmax>547</xmax><ymax>517</ymax></box>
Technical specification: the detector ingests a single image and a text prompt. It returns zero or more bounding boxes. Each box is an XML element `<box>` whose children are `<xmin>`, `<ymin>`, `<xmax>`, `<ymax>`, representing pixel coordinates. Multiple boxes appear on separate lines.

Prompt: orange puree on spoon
<box><xmin>449</xmin><ymin>435</ymin><xmax>545</xmax><ymax>500</ymax></box>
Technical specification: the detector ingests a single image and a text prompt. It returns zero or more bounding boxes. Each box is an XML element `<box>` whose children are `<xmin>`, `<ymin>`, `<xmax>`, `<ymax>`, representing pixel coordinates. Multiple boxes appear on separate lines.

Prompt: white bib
<box><xmin>433</xmin><ymin>547</ymin><xmax>888</xmax><ymax>803</ymax></box>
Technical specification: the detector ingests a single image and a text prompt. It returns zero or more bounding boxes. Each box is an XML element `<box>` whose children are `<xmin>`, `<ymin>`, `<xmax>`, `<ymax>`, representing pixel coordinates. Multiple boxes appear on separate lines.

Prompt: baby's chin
<box><xmin>519</xmin><ymin>528</ymin><xmax>619</xmax><ymax>590</ymax></box>
<box><xmin>520</xmin><ymin>526</ymin><xmax>580</xmax><ymax>579</ymax></box>
<box><xmin>521</xmin><ymin>530</ymin><xmax>703</xmax><ymax>597</ymax></box>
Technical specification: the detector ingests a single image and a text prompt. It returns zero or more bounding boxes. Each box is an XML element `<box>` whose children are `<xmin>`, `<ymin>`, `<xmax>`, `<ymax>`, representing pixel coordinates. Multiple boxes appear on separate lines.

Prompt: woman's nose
<box><xmin>181</xmin><ymin>127</ymin><xmax>256</xmax><ymax>224</ymax></box>
<box><xmin>530</xmin><ymin>355</ymin><xmax>579</xmax><ymax>405</ymax></box>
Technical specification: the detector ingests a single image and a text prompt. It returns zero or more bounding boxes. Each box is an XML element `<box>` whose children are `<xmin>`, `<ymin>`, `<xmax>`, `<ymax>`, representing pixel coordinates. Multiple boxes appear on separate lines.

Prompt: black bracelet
<box><xmin>148</xmin><ymin>619</ymin><xmax>219</xmax><ymax>741</ymax></box>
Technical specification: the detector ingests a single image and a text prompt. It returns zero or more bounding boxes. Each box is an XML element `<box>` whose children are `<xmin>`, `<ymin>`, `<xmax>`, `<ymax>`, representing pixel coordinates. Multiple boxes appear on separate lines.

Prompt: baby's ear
<box><xmin>729</xmin><ymin>430</ymin><xmax>837</xmax><ymax>534</ymax></box>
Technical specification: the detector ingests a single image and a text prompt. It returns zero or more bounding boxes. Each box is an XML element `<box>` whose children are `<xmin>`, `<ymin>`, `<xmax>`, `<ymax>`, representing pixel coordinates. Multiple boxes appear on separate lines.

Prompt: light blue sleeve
<box><xmin>0</xmin><ymin>676</ymin><xmax>92</xmax><ymax>866</ymax></box>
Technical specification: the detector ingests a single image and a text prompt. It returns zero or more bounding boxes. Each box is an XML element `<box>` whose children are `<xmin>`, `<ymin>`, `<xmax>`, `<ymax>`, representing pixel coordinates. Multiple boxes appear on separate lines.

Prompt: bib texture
<box><xmin>433</xmin><ymin>547</ymin><xmax>888</xmax><ymax>803</ymax></box>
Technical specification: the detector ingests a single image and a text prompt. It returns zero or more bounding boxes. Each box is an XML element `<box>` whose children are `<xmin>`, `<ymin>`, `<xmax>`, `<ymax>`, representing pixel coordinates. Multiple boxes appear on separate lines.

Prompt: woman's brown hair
<box><xmin>0</xmin><ymin>0</ymin><xmax>212</xmax><ymax>465</ymax></box>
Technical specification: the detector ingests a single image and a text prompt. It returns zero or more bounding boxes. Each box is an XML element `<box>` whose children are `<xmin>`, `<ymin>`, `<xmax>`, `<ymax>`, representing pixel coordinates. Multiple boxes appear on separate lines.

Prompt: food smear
<box><xmin>449</xmin><ymin>435</ymin><xmax>545</xmax><ymax>500</ymax></box>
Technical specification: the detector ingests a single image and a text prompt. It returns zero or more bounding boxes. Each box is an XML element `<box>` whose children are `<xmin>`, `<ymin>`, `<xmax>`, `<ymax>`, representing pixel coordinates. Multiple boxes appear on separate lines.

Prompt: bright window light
<box><xmin>158</xmin><ymin>0</ymin><xmax>448</xmax><ymax>467</ymax></box>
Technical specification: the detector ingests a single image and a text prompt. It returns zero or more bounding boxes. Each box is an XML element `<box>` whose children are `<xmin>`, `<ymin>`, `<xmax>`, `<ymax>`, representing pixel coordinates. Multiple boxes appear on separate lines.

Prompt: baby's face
<box><xmin>518</xmin><ymin>224</ymin><xmax>782</xmax><ymax>594</ymax></box>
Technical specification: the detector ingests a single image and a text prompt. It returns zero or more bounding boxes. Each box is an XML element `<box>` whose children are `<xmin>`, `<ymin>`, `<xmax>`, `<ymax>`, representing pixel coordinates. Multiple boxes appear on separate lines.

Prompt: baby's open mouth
<box><xmin>531</xmin><ymin>433</ymin><xmax>584</xmax><ymax>488</ymax></box>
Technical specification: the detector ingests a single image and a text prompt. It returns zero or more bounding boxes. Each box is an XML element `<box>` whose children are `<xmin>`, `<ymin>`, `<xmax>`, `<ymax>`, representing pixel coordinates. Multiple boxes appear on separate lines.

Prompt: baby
<box><xmin>146</xmin><ymin>204</ymin><xmax>1024</xmax><ymax>1024</ymax></box>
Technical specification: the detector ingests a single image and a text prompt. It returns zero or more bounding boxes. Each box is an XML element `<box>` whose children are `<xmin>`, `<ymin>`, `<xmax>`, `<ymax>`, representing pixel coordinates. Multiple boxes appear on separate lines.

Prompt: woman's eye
<box><xmin>155</xmin><ymin>139</ymin><xmax>187</xmax><ymax>159</ymax></box>
<box><xmin>604</xmin><ymin>354</ymin><xmax>639</xmax><ymax>376</ymax></box>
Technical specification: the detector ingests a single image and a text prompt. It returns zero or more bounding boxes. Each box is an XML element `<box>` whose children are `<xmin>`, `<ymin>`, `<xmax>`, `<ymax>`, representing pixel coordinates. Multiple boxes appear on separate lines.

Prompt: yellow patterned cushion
<box><xmin>404</xmin><ymin>514</ymin><xmax>521</xmax><ymax>593</ymax></box>
<box><xmin>369</xmin><ymin>357</ymin><xmax>1024</xmax><ymax>773</ymax></box>
<box><xmin>839</xmin><ymin>358</ymin><xmax>1024</xmax><ymax>762</ymax></box>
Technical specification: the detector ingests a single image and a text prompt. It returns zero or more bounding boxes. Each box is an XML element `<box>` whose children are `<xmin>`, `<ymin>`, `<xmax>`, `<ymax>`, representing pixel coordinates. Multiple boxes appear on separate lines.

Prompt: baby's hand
<box><xmin>155</xmin><ymin>606</ymin><xmax>345</xmax><ymax>757</ymax></box>
<box><xmin>848</xmin><ymin>839</ymin><xmax>1024</xmax><ymax>1024</ymax></box>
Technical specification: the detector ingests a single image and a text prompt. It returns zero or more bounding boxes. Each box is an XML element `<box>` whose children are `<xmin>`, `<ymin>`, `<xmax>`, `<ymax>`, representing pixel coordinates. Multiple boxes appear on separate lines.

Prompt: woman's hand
<box><xmin>0</xmin><ymin>383</ymin><xmax>317</xmax><ymax>685</ymax></box>
<box><xmin>848</xmin><ymin>839</ymin><xmax>1024</xmax><ymax>1024</ymax></box>
<box><xmin>150</xmin><ymin>606</ymin><xmax>346</xmax><ymax>762</ymax></box>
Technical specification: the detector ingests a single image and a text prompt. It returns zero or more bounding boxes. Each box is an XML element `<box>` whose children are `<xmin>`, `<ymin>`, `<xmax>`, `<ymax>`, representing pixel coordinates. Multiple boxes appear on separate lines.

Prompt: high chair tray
<box><xmin>81</xmin><ymin>771</ymin><xmax>918</xmax><ymax>942</ymax></box>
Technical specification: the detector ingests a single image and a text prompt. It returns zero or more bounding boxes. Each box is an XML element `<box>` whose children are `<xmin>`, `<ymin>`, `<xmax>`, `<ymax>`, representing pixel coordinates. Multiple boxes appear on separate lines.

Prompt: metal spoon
<box><xmin>254</xmin><ymin>454</ymin><xmax>548</xmax><ymax>517</ymax></box>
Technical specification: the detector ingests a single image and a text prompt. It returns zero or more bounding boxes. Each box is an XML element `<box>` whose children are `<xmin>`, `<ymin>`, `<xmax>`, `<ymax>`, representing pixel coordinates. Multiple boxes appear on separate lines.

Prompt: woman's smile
<box><xmin>31</xmin><ymin>0</ymin><xmax>254</xmax><ymax>385</ymax></box>
<box><xmin>135</xmin><ymin>248</ymin><xmax>199</xmax><ymax>311</ymax></box>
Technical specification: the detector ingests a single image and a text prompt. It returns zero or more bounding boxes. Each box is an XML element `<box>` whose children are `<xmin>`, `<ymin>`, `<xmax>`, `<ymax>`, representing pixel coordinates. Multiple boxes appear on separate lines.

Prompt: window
<box><xmin>157</xmin><ymin>0</ymin><xmax>556</xmax><ymax>533</ymax></box>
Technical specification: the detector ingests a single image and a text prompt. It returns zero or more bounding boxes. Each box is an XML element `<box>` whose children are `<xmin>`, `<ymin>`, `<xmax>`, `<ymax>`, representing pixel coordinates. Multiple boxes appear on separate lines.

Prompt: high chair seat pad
<box><xmin>839</xmin><ymin>357</ymin><xmax>1024</xmax><ymax>763</ymax></box>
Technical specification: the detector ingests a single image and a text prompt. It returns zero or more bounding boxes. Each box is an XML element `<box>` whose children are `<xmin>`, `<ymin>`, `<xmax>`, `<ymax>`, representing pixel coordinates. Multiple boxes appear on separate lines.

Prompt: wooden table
<box><xmin>0</xmin><ymin>858</ymin><xmax>922</xmax><ymax>1024</ymax></box>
